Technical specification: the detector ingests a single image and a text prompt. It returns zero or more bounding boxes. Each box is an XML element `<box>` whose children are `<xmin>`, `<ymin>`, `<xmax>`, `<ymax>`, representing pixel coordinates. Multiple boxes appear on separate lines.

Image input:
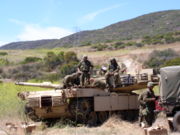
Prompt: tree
<box><xmin>144</xmin><ymin>49</ymin><xmax>179</xmax><ymax>68</ymax></box>
<box><xmin>64</xmin><ymin>51</ymin><xmax>78</xmax><ymax>63</ymax></box>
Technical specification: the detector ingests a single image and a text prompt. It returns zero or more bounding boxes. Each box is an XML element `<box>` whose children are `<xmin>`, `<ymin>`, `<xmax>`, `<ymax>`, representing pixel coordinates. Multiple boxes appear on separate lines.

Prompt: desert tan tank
<box><xmin>16</xmin><ymin>73</ymin><xmax>158</xmax><ymax>126</ymax></box>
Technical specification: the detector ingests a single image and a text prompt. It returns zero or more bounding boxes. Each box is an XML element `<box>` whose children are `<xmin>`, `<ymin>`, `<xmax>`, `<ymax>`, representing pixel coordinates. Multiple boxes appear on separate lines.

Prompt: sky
<box><xmin>0</xmin><ymin>0</ymin><xmax>179</xmax><ymax>46</ymax></box>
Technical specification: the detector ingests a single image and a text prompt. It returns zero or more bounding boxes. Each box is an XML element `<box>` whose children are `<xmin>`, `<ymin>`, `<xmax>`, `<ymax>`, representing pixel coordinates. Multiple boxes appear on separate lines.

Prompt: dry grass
<box><xmin>0</xmin><ymin>115</ymin><xmax>179</xmax><ymax>135</ymax></box>
<box><xmin>0</xmin><ymin>42</ymin><xmax>179</xmax><ymax>64</ymax></box>
<box><xmin>31</xmin><ymin>116</ymin><xmax>144</xmax><ymax>135</ymax></box>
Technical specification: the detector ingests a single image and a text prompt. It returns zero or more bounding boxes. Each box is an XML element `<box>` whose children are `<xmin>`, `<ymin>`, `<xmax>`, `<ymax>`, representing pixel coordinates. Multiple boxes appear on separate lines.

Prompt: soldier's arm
<box><xmin>116</xmin><ymin>65</ymin><xmax>120</xmax><ymax>72</ymax></box>
<box><xmin>138</xmin><ymin>94</ymin><xmax>146</xmax><ymax>105</ymax></box>
<box><xmin>89</xmin><ymin>61</ymin><xmax>93</xmax><ymax>68</ymax></box>
<box><xmin>77</xmin><ymin>61</ymin><xmax>82</xmax><ymax>71</ymax></box>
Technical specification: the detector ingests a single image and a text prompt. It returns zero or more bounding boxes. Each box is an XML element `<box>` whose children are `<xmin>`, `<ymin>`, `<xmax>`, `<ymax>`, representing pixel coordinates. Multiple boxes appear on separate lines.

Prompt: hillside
<box><xmin>1</xmin><ymin>10</ymin><xmax>180</xmax><ymax>50</ymax></box>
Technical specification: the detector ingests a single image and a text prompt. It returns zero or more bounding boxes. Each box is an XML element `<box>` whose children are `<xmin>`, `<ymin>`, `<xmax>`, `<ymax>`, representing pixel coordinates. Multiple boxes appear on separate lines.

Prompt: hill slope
<box><xmin>1</xmin><ymin>10</ymin><xmax>180</xmax><ymax>49</ymax></box>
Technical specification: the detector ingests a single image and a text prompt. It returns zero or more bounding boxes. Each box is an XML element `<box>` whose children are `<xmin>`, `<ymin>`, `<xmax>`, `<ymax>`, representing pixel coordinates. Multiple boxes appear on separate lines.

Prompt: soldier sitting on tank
<box><xmin>77</xmin><ymin>55</ymin><xmax>93</xmax><ymax>86</ymax></box>
<box><xmin>138</xmin><ymin>82</ymin><xmax>156</xmax><ymax>127</ymax></box>
<box><xmin>105</xmin><ymin>58</ymin><xmax>121</xmax><ymax>89</ymax></box>
<box><xmin>63</xmin><ymin>72</ymin><xmax>82</xmax><ymax>88</ymax></box>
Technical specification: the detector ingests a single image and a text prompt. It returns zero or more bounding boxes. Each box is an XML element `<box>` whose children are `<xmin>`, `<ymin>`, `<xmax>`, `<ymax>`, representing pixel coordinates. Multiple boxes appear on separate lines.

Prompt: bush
<box><xmin>125</xmin><ymin>42</ymin><xmax>136</xmax><ymax>47</ymax></box>
<box><xmin>21</xmin><ymin>57</ymin><xmax>42</xmax><ymax>64</ymax></box>
<box><xmin>164</xmin><ymin>34</ymin><xmax>175</xmax><ymax>44</ymax></box>
<box><xmin>0</xmin><ymin>52</ymin><xmax>8</xmax><ymax>56</ymax></box>
<box><xmin>44</xmin><ymin>51</ymin><xmax>79</xmax><ymax>71</ymax></box>
<box><xmin>163</xmin><ymin>58</ymin><xmax>180</xmax><ymax>67</ymax></box>
<box><xmin>81</xmin><ymin>41</ymin><xmax>91</xmax><ymax>46</ymax></box>
<box><xmin>92</xmin><ymin>44</ymin><xmax>108</xmax><ymax>51</ymax></box>
<box><xmin>113</xmin><ymin>42</ymin><xmax>125</xmax><ymax>49</ymax></box>
<box><xmin>64</xmin><ymin>51</ymin><xmax>78</xmax><ymax>63</ymax></box>
<box><xmin>135</xmin><ymin>43</ymin><xmax>144</xmax><ymax>47</ymax></box>
<box><xmin>0</xmin><ymin>58</ymin><xmax>9</xmax><ymax>66</ymax></box>
<box><xmin>144</xmin><ymin>49</ymin><xmax>179</xmax><ymax>68</ymax></box>
<box><xmin>5</xmin><ymin>63</ymin><xmax>44</xmax><ymax>81</ymax></box>
<box><xmin>44</xmin><ymin>52</ymin><xmax>62</xmax><ymax>70</ymax></box>
<box><xmin>59</xmin><ymin>61</ymin><xmax>78</xmax><ymax>77</ymax></box>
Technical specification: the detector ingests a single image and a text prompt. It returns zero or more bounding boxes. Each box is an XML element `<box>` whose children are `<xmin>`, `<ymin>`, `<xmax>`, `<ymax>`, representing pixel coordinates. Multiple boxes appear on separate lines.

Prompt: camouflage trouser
<box><xmin>139</xmin><ymin>108</ymin><xmax>155</xmax><ymax>127</ymax></box>
<box><xmin>114</xmin><ymin>72</ymin><xmax>121</xmax><ymax>87</ymax></box>
<box><xmin>105</xmin><ymin>72</ymin><xmax>115</xmax><ymax>88</ymax></box>
<box><xmin>80</xmin><ymin>72</ymin><xmax>90</xmax><ymax>86</ymax></box>
<box><xmin>105</xmin><ymin>72</ymin><xmax>120</xmax><ymax>88</ymax></box>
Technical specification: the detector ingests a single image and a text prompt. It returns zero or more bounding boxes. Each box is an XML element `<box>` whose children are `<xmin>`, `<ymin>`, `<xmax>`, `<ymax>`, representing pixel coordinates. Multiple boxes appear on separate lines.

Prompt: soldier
<box><xmin>63</xmin><ymin>72</ymin><xmax>81</xmax><ymax>88</ymax></box>
<box><xmin>105</xmin><ymin>58</ymin><xmax>120</xmax><ymax>88</ymax></box>
<box><xmin>77</xmin><ymin>55</ymin><xmax>93</xmax><ymax>86</ymax></box>
<box><xmin>138</xmin><ymin>82</ymin><xmax>156</xmax><ymax>127</ymax></box>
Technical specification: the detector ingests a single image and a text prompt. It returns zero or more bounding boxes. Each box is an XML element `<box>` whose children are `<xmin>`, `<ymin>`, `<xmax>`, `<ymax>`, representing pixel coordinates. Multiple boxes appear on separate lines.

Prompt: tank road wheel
<box><xmin>173</xmin><ymin>112</ymin><xmax>180</xmax><ymax>132</ymax></box>
<box><xmin>87</xmin><ymin>111</ymin><xmax>98</xmax><ymax>126</ymax></box>
<box><xmin>80</xmin><ymin>99</ymin><xmax>92</xmax><ymax>114</ymax></box>
<box><xmin>69</xmin><ymin>98</ymin><xmax>93</xmax><ymax>124</ymax></box>
<box><xmin>24</xmin><ymin>106</ymin><xmax>39</xmax><ymax>122</ymax></box>
<box><xmin>98</xmin><ymin>112</ymin><xmax>108</xmax><ymax>124</ymax></box>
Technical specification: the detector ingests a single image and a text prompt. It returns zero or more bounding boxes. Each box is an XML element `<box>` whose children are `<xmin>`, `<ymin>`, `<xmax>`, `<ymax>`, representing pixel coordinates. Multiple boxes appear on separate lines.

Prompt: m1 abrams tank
<box><xmin>16</xmin><ymin>73</ymin><xmax>158</xmax><ymax>125</ymax></box>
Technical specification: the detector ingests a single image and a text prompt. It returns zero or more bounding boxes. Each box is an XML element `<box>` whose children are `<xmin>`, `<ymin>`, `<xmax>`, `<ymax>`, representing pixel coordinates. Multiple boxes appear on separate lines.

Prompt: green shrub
<box><xmin>64</xmin><ymin>51</ymin><xmax>78</xmax><ymax>63</ymax></box>
<box><xmin>163</xmin><ymin>57</ymin><xmax>180</xmax><ymax>67</ymax></box>
<box><xmin>92</xmin><ymin>44</ymin><xmax>108</xmax><ymax>51</ymax></box>
<box><xmin>144</xmin><ymin>49</ymin><xmax>179</xmax><ymax>68</ymax></box>
<box><xmin>0</xmin><ymin>52</ymin><xmax>8</xmax><ymax>56</ymax></box>
<box><xmin>44</xmin><ymin>51</ymin><xmax>62</xmax><ymax>70</ymax></box>
<box><xmin>125</xmin><ymin>41</ymin><xmax>136</xmax><ymax>46</ymax></box>
<box><xmin>21</xmin><ymin>57</ymin><xmax>42</xmax><ymax>64</ymax></box>
<box><xmin>5</xmin><ymin>63</ymin><xmax>44</xmax><ymax>81</ymax></box>
<box><xmin>164</xmin><ymin>34</ymin><xmax>175</xmax><ymax>44</ymax></box>
<box><xmin>0</xmin><ymin>58</ymin><xmax>9</xmax><ymax>66</ymax></box>
<box><xmin>81</xmin><ymin>41</ymin><xmax>92</xmax><ymax>46</ymax></box>
<box><xmin>44</xmin><ymin>51</ymin><xmax>79</xmax><ymax>71</ymax></box>
<box><xmin>135</xmin><ymin>43</ymin><xmax>144</xmax><ymax>47</ymax></box>
<box><xmin>105</xmin><ymin>39</ymin><xmax>113</xmax><ymax>43</ymax></box>
<box><xmin>113</xmin><ymin>42</ymin><xmax>125</xmax><ymax>49</ymax></box>
<box><xmin>59</xmin><ymin>61</ymin><xmax>78</xmax><ymax>77</ymax></box>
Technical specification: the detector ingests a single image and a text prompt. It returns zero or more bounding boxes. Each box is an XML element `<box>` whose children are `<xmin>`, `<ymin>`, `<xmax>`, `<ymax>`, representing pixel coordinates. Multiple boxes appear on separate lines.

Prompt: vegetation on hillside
<box><xmin>0</xmin><ymin>52</ymin><xmax>8</xmax><ymax>56</ymax></box>
<box><xmin>90</xmin><ymin>31</ymin><xmax>180</xmax><ymax>51</ymax></box>
<box><xmin>0</xmin><ymin>51</ymin><xmax>79</xmax><ymax>81</ymax></box>
<box><xmin>0</xmin><ymin>10</ymin><xmax>180</xmax><ymax>49</ymax></box>
<box><xmin>144</xmin><ymin>49</ymin><xmax>180</xmax><ymax>68</ymax></box>
<box><xmin>163</xmin><ymin>57</ymin><xmax>180</xmax><ymax>67</ymax></box>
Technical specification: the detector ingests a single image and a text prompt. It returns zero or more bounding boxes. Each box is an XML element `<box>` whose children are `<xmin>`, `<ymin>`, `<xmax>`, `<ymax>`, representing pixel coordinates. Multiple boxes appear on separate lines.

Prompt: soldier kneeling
<box><xmin>63</xmin><ymin>72</ymin><xmax>82</xmax><ymax>88</ymax></box>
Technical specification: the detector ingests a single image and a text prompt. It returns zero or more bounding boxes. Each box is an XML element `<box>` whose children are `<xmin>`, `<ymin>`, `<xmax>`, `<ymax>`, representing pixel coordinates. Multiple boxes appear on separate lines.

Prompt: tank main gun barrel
<box><xmin>15</xmin><ymin>82</ymin><xmax>61</xmax><ymax>89</ymax></box>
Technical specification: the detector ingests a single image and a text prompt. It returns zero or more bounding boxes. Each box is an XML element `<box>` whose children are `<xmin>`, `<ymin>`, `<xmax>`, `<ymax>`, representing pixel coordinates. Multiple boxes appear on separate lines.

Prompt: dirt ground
<box><xmin>0</xmin><ymin>116</ymin><xmax>179</xmax><ymax>135</ymax></box>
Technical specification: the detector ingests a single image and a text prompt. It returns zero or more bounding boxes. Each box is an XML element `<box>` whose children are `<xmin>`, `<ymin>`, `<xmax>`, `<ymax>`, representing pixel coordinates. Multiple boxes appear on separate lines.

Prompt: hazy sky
<box><xmin>0</xmin><ymin>0</ymin><xmax>179</xmax><ymax>46</ymax></box>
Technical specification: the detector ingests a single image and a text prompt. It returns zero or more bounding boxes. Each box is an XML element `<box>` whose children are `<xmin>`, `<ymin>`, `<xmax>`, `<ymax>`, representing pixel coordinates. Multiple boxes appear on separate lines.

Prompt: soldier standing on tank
<box><xmin>138</xmin><ymin>82</ymin><xmax>156</xmax><ymax>127</ymax></box>
<box><xmin>105</xmin><ymin>58</ymin><xmax>120</xmax><ymax>89</ymax></box>
<box><xmin>77</xmin><ymin>55</ymin><xmax>93</xmax><ymax>86</ymax></box>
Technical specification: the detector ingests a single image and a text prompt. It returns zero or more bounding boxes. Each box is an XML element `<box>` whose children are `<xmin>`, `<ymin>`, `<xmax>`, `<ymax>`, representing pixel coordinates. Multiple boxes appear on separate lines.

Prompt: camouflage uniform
<box><xmin>138</xmin><ymin>88</ymin><xmax>156</xmax><ymax>127</ymax></box>
<box><xmin>63</xmin><ymin>72</ymin><xmax>81</xmax><ymax>88</ymax></box>
<box><xmin>78</xmin><ymin>57</ymin><xmax>93</xmax><ymax>86</ymax></box>
<box><xmin>105</xmin><ymin>58</ymin><xmax>120</xmax><ymax>88</ymax></box>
